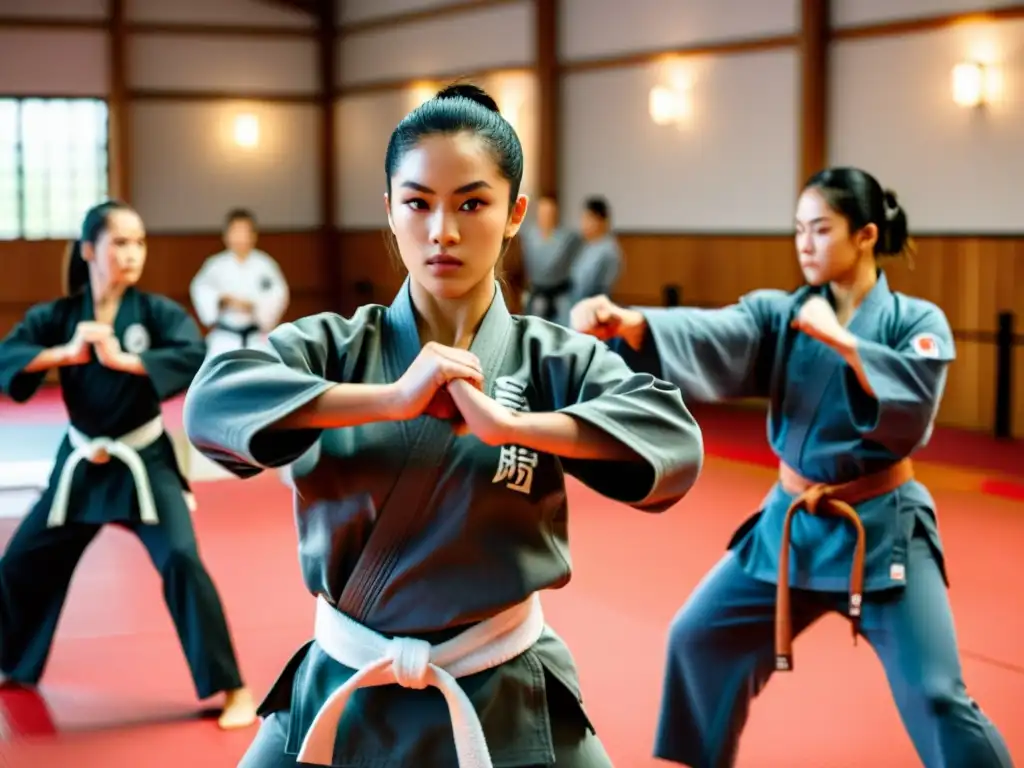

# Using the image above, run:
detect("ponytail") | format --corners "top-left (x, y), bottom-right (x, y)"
top-left (803, 167), bottom-right (916, 265)
top-left (64, 199), bottom-right (135, 296)
top-left (878, 188), bottom-right (916, 266)
top-left (63, 239), bottom-right (90, 296)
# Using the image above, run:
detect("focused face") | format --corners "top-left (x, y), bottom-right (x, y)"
top-left (84, 208), bottom-right (146, 287)
top-left (536, 197), bottom-right (558, 231)
top-left (794, 187), bottom-right (876, 286)
top-left (225, 218), bottom-right (257, 255)
top-left (385, 132), bottom-right (527, 300)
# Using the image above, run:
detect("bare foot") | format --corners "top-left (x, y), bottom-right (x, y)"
top-left (217, 686), bottom-right (257, 730)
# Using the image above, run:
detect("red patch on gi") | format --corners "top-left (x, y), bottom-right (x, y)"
top-left (910, 333), bottom-right (941, 358)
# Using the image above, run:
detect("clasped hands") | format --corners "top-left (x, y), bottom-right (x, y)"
top-left (61, 321), bottom-right (133, 371)
top-left (392, 342), bottom-right (515, 447)
top-left (386, 298), bottom-right (854, 451)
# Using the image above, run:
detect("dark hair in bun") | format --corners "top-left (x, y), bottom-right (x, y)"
top-left (435, 82), bottom-right (501, 113)
top-left (384, 81), bottom-right (523, 205)
top-left (803, 167), bottom-right (913, 259)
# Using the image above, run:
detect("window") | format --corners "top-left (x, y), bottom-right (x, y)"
top-left (0, 98), bottom-right (109, 241)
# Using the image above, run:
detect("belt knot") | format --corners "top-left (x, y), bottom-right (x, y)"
top-left (387, 636), bottom-right (432, 689)
top-left (84, 438), bottom-right (115, 464)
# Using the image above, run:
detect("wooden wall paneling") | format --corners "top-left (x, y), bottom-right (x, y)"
top-left (610, 234), bottom-right (801, 307)
top-left (335, 229), bottom-right (404, 311)
top-left (0, 232), bottom-right (328, 339)
top-left (606, 233), bottom-right (1024, 434)
top-left (331, 224), bottom-right (1024, 434)
top-left (138, 231), bottom-right (328, 321)
top-left (1015, 346), bottom-right (1024, 437)
top-left (3, 2), bottom-right (1023, 438)
top-left (830, 5), bottom-right (1024, 42)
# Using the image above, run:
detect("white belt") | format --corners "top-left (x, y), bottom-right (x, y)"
top-left (48, 415), bottom-right (194, 527)
top-left (298, 593), bottom-right (546, 767)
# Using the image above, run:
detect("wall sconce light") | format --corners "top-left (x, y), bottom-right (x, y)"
top-left (649, 84), bottom-right (691, 127)
top-left (649, 85), bottom-right (677, 125)
top-left (233, 113), bottom-right (259, 148)
top-left (408, 82), bottom-right (437, 110)
top-left (951, 62), bottom-right (988, 108)
top-left (497, 81), bottom-right (525, 130)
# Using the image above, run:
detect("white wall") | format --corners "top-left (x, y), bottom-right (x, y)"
top-left (0, 0), bottom-right (321, 234)
top-left (336, 70), bottom-right (537, 228)
top-left (0, 29), bottom-right (108, 96)
top-left (129, 0), bottom-right (313, 28)
top-left (125, 0), bottom-right (320, 231)
top-left (558, 0), bottom-right (1024, 233)
top-left (1, 0), bottom-right (1021, 235)
top-left (560, 0), bottom-right (797, 62)
top-left (339, 0), bottom-right (477, 25)
top-left (831, 0), bottom-right (1023, 28)
top-left (340, 2), bottom-right (533, 86)
top-left (559, 0), bottom-right (798, 232)
top-left (829, 17), bottom-right (1023, 232)
top-left (129, 35), bottom-right (318, 96)
top-left (0, 0), bottom-right (105, 19)
top-left (335, 0), bottom-right (537, 228)
top-left (131, 101), bottom-right (321, 232)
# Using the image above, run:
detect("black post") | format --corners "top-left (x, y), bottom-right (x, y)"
top-left (663, 284), bottom-right (681, 307)
top-left (994, 311), bottom-right (1014, 439)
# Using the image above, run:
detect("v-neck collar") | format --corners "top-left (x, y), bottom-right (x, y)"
top-left (80, 285), bottom-right (137, 335)
top-left (382, 277), bottom-right (513, 396)
top-left (820, 269), bottom-right (891, 333)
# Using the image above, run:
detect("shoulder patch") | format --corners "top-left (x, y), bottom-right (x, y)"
top-left (123, 323), bottom-right (151, 354)
top-left (910, 332), bottom-right (941, 359)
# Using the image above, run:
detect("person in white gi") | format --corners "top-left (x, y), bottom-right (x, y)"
top-left (190, 209), bottom-right (289, 359)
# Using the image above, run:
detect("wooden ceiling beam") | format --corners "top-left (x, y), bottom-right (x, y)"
top-left (257, 0), bottom-right (320, 16)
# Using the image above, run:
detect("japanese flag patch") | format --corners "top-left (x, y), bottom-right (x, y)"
top-left (910, 332), bottom-right (941, 359)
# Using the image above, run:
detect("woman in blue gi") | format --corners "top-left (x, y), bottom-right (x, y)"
top-left (570, 167), bottom-right (1014, 767)
top-left (183, 83), bottom-right (705, 767)
top-left (0, 201), bottom-right (256, 729)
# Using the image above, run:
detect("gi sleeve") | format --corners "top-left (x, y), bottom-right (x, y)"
top-left (843, 301), bottom-right (955, 456)
top-left (593, 243), bottom-right (622, 296)
top-left (140, 296), bottom-right (208, 401)
top-left (612, 289), bottom-right (783, 402)
top-left (0, 302), bottom-right (62, 403)
top-left (189, 256), bottom-right (223, 328)
top-left (252, 256), bottom-right (290, 333)
top-left (541, 336), bottom-right (704, 513)
top-left (183, 310), bottom-right (366, 478)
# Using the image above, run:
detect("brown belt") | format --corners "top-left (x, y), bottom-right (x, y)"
top-left (774, 458), bottom-right (914, 672)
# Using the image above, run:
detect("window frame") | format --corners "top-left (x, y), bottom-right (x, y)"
top-left (0, 96), bottom-right (111, 242)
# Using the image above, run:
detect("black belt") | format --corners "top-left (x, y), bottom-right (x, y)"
top-left (525, 279), bottom-right (572, 321)
top-left (215, 321), bottom-right (260, 347)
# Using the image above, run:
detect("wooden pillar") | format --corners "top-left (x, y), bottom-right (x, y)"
top-left (799, 0), bottom-right (829, 186)
top-left (108, 0), bottom-right (130, 202)
top-left (535, 0), bottom-right (559, 200)
top-left (319, 0), bottom-right (341, 310)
